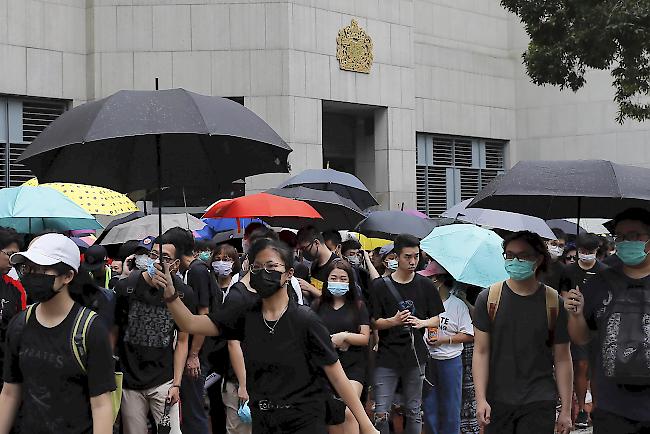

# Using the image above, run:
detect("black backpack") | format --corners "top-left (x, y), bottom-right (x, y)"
top-left (599, 267), bottom-right (650, 386)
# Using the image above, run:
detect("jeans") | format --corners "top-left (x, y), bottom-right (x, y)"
top-left (592, 408), bottom-right (650, 434)
top-left (180, 370), bottom-right (209, 434)
top-left (422, 356), bottom-right (463, 434)
top-left (373, 365), bottom-right (425, 434)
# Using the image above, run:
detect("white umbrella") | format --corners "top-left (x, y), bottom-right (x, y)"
top-left (100, 213), bottom-right (205, 245)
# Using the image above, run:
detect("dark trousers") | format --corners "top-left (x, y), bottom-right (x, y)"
top-left (251, 403), bottom-right (326, 434)
top-left (180, 371), bottom-right (209, 434)
top-left (593, 409), bottom-right (650, 434)
top-left (486, 400), bottom-right (556, 434)
top-left (206, 381), bottom-right (227, 434)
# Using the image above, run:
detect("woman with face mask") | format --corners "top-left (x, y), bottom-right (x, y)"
top-left (158, 238), bottom-right (379, 434)
top-left (312, 260), bottom-right (371, 434)
top-left (472, 231), bottom-right (573, 434)
top-left (0, 233), bottom-right (116, 434)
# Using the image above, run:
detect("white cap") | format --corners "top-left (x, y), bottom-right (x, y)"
top-left (11, 233), bottom-right (81, 272)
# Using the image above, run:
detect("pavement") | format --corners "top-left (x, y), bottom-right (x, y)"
top-left (571, 428), bottom-right (593, 434)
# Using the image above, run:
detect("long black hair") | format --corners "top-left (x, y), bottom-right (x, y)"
top-left (50, 262), bottom-right (102, 308)
top-left (313, 259), bottom-right (365, 331)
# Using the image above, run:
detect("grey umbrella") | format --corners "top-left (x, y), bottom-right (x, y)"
top-left (276, 168), bottom-right (378, 210)
top-left (469, 160), bottom-right (650, 220)
top-left (443, 199), bottom-right (556, 239)
top-left (99, 214), bottom-right (205, 245)
top-left (265, 186), bottom-right (365, 230)
top-left (355, 210), bottom-right (455, 240)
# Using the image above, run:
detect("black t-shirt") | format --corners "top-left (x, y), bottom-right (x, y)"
top-left (473, 282), bottom-right (570, 405)
top-left (4, 303), bottom-right (115, 433)
top-left (0, 275), bottom-right (25, 381)
top-left (539, 260), bottom-right (568, 291)
top-left (313, 301), bottom-right (370, 369)
top-left (186, 259), bottom-right (212, 309)
top-left (310, 253), bottom-right (339, 292)
top-left (582, 267), bottom-right (650, 421)
top-left (369, 274), bottom-right (445, 369)
top-left (559, 261), bottom-right (607, 293)
top-left (114, 273), bottom-right (196, 390)
top-left (75, 286), bottom-right (116, 330)
top-left (208, 301), bottom-right (338, 405)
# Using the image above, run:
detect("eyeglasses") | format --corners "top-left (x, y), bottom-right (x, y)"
top-left (503, 252), bottom-right (538, 261)
top-left (565, 255), bottom-right (577, 262)
top-left (16, 263), bottom-right (58, 277)
top-left (148, 251), bottom-right (175, 264)
top-left (613, 232), bottom-right (650, 243)
top-left (0, 250), bottom-right (18, 258)
top-left (250, 262), bottom-right (286, 274)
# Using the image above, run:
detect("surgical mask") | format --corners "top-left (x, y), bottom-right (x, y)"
top-left (347, 255), bottom-right (361, 267)
top-left (548, 245), bottom-right (564, 259)
top-left (578, 253), bottom-right (597, 262)
top-left (616, 241), bottom-right (648, 266)
top-left (250, 269), bottom-right (284, 298)
top-left (212, 260), bottom-right (233, 277)
top-left (328, 281), bottom-right (349, 296)
top-left (146, 259), bottom-right (158, 278)
top-left (237, 400), bottom-right (252, 424)
top-left (21, 273), bottom-right (60, 303)
top-left (135, 254), bottom-right (151, 271)
top-left (387, 259), bottom-right (398, 271)
top-left (504, 259), bottom-right (536, 281)
top-left (198, 251), bottom-right (212, 263)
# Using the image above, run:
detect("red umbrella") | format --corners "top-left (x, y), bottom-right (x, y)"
top-left (203, 193), bottom-right (322, 221)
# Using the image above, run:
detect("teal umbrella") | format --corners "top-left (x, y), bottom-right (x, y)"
top-left (0, 186), bottom-right (102, 233)
top-left (420, 224), bottom-right (508, 288)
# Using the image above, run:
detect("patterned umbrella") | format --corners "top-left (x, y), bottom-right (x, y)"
top-left (23, 178), bottom-right (138, 216)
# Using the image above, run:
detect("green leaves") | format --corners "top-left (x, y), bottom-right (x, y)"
top-left (502, 0), bottom-right (650, 123)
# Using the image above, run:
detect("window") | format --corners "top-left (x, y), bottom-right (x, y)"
top-left (0, 96), bottom-right (68, 187)
top-left (416, 134), bottom-right (506, 217)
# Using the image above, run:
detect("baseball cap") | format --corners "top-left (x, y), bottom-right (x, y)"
top-left (417, 260), bottom-right (446, 277)
top-left (136, 236), bottom-right (155, 252)
top-left (83, 245), bottom-right (108, 271)
top-left (379, 243), bottom-right (394, 257)
top-left (11, 233), bottom-right (81, 272)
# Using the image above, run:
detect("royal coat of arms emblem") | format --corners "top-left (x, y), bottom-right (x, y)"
top-left (336, 19), bottom-right (374, 74)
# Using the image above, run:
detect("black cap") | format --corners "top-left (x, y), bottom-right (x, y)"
top-left (83, 245), bottom-right (108, 271)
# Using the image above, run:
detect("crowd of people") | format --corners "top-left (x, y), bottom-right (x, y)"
top-left (0, 206), bottom-right (649, 434)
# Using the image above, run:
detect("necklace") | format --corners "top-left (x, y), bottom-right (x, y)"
top-left (262, 302), bottom-right (289, 335)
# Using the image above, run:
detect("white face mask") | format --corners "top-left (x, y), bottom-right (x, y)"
top-left (135, 254), bottom-right (151, 271)
top-left (548, 245), bottom-right (564, 259)
top-left (579, 253), bottom-right (597, 262)
top-left (387, 259), bottom-right (398, 271)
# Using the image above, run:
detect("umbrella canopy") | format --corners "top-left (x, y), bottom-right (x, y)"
top-left (95, 211), bottom-right (146, 244)
top-left (266, 187), bottom-right (365, 229)
top-left (355, 210), bottom-right (454, 240)
top-left (444, 199), bottom-right (556, 239)
top-left (17, 89), bottom-right (292, 192)
top-left (469, 160), bottom-right (650, 219)
top-left (276, 168), bottom-right (378, 210)
top-left (402, 209), bottom-right (429, 219)
top-left (420, 224), bottom-right (509, 288)
top-left (546, 219), bottom-right (587, 236)
top-left (203, 193), bottom-right (322, 227)
top-left (23, 178), bottom-right (138, 216)
top-left (100, 214), bottom-right (205, 245)
top-left (0, 186), bottom-right (102, 233)
top-left (348, 232), bottom-right (393, 251)
top-left (71, 234), bottom-right (97, 252)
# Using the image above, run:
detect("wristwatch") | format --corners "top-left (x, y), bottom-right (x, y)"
top-left (164, 290), bottom-right (179, 303)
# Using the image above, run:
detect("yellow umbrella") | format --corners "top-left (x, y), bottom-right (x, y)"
top-left (349, 232), bottom-right (393, 251)
top-left (23, 178), bottom-right (138, 216)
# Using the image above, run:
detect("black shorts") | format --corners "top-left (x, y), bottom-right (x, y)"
top-left (571, 342), bottom-right (589, 361)
top-left (486, 400), bottom-right (556, 434)
top-left (592, 408), bottom-right (650, 434)
top-left (252, 402), bottom-right (326, 434)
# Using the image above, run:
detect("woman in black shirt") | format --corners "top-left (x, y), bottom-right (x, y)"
top-left (0, 233), bottom-right (115, 434)
top-left (312, 259), bottom-right (370, 434)
top-left (158, 238), bottom-right (378, 434)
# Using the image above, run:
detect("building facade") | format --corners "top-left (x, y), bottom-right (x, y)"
top-left (1, 0), bottom-right (648, 214)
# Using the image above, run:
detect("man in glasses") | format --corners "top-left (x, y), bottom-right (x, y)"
top-left (296, 226), bottom-right (340, 304)
top-left (113, 234), bottom-right (196, 434)
top-left (566, 208), bottom-right (650, 433)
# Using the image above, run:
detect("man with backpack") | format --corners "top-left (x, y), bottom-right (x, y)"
top-left (113, 235), bottom-right (196, 434)
top-left (163, 227), bottom-right (215, 434)
top-left (566, 208), bottom-right (650, 433)
top-left (473, 231), bottom-right (573, 434)
top-left (368, 234), bottom-right (444, 434)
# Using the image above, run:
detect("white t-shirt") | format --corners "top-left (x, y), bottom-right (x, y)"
top-left (426, 294), bottom-right (474, 360)
top-left (228, 273), bottom-right (305, 305)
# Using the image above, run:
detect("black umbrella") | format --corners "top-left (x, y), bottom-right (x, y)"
top-left (276, 168), bottom-right (378, 210)
top-left (265, 186), bottom-right (365, 230)
top-left (17, 88), bottom-right (292, 249)
top-left (469, 160), bottom-right (650, 220)
top-left (546, 219), bottom-right (587, 236)
top-left (95, 211), bottom-right (145, 244)
top-left (355, 210), bottom-right (455, 240)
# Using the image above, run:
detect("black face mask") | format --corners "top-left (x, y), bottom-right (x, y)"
top-left (250, 270), bottom-right (284, 298)
top-left (302, 243), bottom-right (318, 262)
top-left (21, 273), bottom-right (60, 303)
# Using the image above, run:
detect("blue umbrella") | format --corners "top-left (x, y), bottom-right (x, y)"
top-left (420, 224), bottom-right (508, 287)
top-left (0, 186), bottom-right (102, 233)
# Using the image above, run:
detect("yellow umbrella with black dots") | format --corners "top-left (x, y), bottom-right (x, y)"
top-left (23, 178), bottom-right (138, 216)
